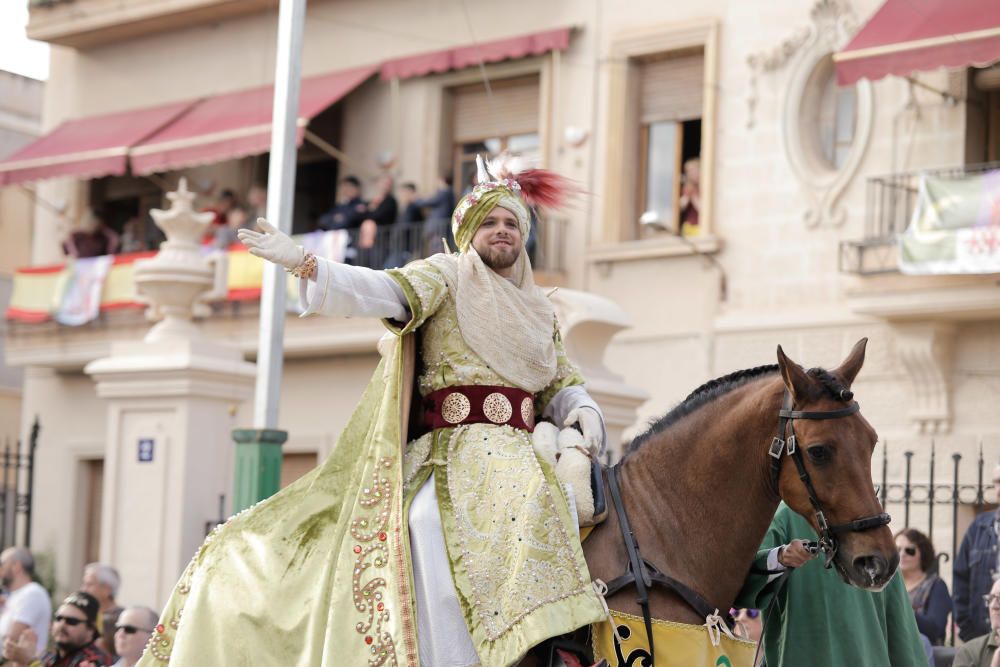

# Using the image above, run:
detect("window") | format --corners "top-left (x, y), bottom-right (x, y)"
top-left (450, 75), bottom-right (541, 195)
top-left (82, 458), bottom-right (103, 564)
top-left (636, 49), bottom-right (704, 238)
top-left (601, 22), bottom-right (718, 247)
top-left (801, 55), bottom-right (857, 172)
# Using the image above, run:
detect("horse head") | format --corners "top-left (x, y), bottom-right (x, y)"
top-left (774, 337), bottom-right (897, 590)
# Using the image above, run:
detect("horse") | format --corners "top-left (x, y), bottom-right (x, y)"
top-left (521, 337), bottom-right (894, 666)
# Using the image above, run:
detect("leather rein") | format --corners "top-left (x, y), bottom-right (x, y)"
top-left (600, 388), bottom-right (890, 665)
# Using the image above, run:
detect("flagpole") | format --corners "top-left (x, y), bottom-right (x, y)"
top-left (232, 0), bottom-right (306, 512)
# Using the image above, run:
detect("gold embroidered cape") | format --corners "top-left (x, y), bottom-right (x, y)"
top-left (137, 331), bottom-right (421, 666)
top-left (138, 255), bottom-right (605, 667)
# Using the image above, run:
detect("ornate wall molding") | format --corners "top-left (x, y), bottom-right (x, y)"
top-left (892, 322), bottom-right (956, 435)
top-left (747, 0), bottom-right (873, 228)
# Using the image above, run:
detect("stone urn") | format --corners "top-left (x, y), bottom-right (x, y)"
top-left (134, 178), bottom-right (226, 341)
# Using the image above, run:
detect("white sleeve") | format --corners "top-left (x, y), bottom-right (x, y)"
top-left (299, 256), bottom-right (409, 321)
top-left (765, 547), bottom-right (787, 582)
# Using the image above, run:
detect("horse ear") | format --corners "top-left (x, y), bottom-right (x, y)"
top-left (831, 337), bottom-right (868, 390)
top-left (776, 344), bottom-right (812, 401)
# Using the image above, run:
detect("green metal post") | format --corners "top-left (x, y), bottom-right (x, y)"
top-left (232, 429), bottom-right (287, 512)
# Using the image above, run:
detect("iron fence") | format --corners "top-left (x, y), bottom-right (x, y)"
top-left (0, 417), bottom-right (38, 549)
top-left (839, 160), bottom-right (1000, 275)
top-left (877, 440), bottom-right (994, 648)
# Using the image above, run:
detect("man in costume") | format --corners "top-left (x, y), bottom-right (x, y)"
top-left (735, 503), bottom-right (927, 667)
top-left (138, 158), bottom-right (607, 667)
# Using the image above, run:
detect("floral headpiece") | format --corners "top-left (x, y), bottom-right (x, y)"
top-left (450, 155), bottom-right (575, 253)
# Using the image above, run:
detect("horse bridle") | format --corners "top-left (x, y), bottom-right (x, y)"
top-left (770, 389), bottom-right (891, 568)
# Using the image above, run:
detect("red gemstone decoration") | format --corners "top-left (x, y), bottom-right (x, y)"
top-left (377, 602), bottom-right (384, 611)
top-left (354, 545), bottom-right (362, 554)
top-left (378, 531), bottom-right (387, 541)
top-left (365, 636), bottom-right (373, 645)
top-left (156, 624), bottom-right (165, 634)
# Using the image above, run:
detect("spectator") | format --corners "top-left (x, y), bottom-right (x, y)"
top-left (247, 183), bottom-right (267, 220)
top-left (63, 209), bottom-right (121, 258)
top-left (414, 174), bottom-right (455, 222)
top-left (415, 174), bottom-right (456, 255)
top-left (2, 591), bottom-right (111, 667)
top-left (397, 182), bottom-right (424, 225)
top-left (731, 607), bottom-right (762, 643)
top-left (0, 547), bottom-right (50, 658)
top-left (356, 175), bottom-right (398, 253)
top-left (212, 207), bottom-right (251, 249)
top-left (679, 157), bottom-right (700, 236)
top-left (111, 606), bottom-right (158, 667)
top-left (953, 577), bottom-right (1000, 667)
top-left (81, 563), bottom-right (123, 660)
top-left (118, 217), bottom-right (146, 254)
top-left (897, 527), bottom-right (952, 646)
top-left (317, 175), bottom-right (366, 231)
top-left (201, 188), bottom-right (238, 244)
top-left (735, 502), bottom-right (927, 666)
top-left (955, 462), bottom-right (1000, 641)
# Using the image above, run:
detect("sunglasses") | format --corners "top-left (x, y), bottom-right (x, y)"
top-left (898, 546), bottom-right (917, 557)
top-left (54, 615), bottom-right (86, 627)
top-left (116, 624), bottom-right (154, 635)
top-left (729, 608), bottom-right (760, 619)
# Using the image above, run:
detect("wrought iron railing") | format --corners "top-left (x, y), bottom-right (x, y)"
top-left (839, 161), bottom-right (1000, 275)
top-left (347, 216), bottom-right (568, 273)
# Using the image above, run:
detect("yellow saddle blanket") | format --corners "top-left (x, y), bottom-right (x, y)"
top-left (592, 610), bottom-right (756, 667)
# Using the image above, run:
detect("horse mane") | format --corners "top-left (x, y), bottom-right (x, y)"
top-left (626, 363), bottom-right (853, 455)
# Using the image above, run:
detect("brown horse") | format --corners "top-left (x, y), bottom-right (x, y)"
top-left (519, 338), bottom-right (893, 665)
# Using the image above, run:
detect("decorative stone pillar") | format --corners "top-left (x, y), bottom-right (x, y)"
top-left (550, 288), bottom-right (649, 461)
top-left (892, 321), bottom-right (956, 434)
top-left (85, 180), bottom-right (255, 607)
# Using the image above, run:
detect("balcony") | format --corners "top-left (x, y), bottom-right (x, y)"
top-left (839, 161), bottom-right (1000, 326)
top-left (4, 217), bottom-right (568, 370)
top-left (27, 0), bottom-right (278, 49)
top-left (839, 161), bottom-right (1000, 276)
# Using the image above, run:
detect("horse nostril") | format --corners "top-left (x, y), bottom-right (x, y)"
top-left (853, 554), bottom-right (889, 585)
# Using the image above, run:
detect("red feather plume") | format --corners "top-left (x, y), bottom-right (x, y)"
top-left (514, 169), bottom-right (579, 209)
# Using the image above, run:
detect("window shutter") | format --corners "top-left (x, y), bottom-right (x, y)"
top-left (639, 51), bottom-right (704, 124)
top-left (452, 75), bottom-right (540, 142)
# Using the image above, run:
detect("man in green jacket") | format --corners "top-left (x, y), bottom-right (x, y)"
top-left (735, 503), bottom-right (927, 666)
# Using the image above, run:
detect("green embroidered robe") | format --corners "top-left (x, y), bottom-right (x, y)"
top-left (137, 255), bottom-right (604, 667)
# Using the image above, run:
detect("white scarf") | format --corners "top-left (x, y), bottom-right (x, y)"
top-left (428, 249), bottom-right (557, 393)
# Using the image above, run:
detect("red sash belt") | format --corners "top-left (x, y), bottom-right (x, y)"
top-left (423, 385), bottom-right (536, 432)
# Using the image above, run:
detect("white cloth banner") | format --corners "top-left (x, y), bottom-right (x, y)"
top-left (54, 255), bottom-right (114, 326)
top-left (899, 171), bottom-right (1000, 275)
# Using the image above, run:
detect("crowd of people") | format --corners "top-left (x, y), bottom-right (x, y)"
top-left (0, 550), bottom-right (155, 667)
top-left (59, 173), bottom-right (458, 265)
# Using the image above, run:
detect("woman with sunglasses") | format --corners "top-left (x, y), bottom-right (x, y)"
top-left (896, 528), bottom-right (953, 646)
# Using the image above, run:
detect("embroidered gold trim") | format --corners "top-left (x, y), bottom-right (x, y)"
top-left (521, 397), bottom-right (534, 428)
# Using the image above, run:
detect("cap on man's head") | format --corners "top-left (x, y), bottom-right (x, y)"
top-left (340, 175), bottom-right (361, 188)
top-left (63, 591), bottom-right (102, 631)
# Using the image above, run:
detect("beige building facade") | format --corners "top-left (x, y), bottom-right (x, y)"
top-left (6, 0), bottom-right (1000, 610)
top-left (0, 69), bottom-right (43, 457)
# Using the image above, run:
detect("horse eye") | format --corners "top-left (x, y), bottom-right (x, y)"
top-left (807, 445), bottom-right (832, 464)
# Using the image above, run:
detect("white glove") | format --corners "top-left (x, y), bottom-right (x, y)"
top-left (237, 218), bottom-right (304, 270)
top-left (564, 407), bottom-right (603, 455)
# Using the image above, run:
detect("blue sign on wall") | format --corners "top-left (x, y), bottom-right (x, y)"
top-left (138, 438), bottom-right (155, 463)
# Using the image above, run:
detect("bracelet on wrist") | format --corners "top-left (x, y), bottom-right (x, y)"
top-left (286, 252), bottom-right (317, 279)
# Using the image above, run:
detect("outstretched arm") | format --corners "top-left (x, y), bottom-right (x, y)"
top-left (238, 218), bottom-right (408, 320)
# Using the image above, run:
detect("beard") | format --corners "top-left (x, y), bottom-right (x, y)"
top-left (477, 242), bottom-right (521, 272)
top-left (56, 636), bottom-right (91, 655)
